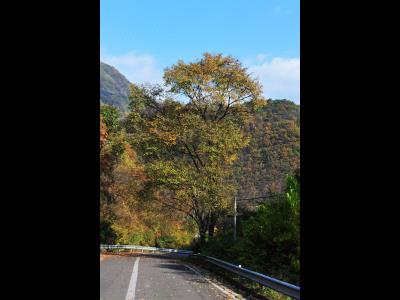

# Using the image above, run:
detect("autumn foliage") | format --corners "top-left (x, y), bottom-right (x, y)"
top-left (100, 54), bottom-right (300, 281)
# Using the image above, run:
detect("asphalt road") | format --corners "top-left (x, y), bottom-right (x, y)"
top-left (100, 254), bottom-right (230, 300)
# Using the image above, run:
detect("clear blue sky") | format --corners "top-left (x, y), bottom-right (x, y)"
top-left (101, 0), bottom-right (300, 103)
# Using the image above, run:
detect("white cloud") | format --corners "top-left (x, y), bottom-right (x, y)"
top-left (256, 53), bottom-right (270, 62)
top-left (100, 51), bottom-right (163, 85)
top-left (246, 56), bottom-right (300, 103)
top-left (100, 50), bottom-right (300, 104)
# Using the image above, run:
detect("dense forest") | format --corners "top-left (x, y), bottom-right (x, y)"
top-left (234, 99), bottom-right (299, 206)
top-left (100, 54), bottom-right (300, 284)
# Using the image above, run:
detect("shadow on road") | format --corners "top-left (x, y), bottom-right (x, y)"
top-left (156, 263), bottom-right (192, 272)
top-left (155, 262), bottom-right (210, 286)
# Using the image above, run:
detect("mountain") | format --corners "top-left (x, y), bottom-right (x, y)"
top-left (234, 99), bottom-right (300, 204)
top-left (100, 62), bottom-right (131, 112)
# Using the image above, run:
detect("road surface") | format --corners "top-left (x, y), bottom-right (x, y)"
top-left (100, 254), bottom-right (235, 300)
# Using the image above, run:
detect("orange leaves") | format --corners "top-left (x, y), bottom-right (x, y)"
top-left (100, 115), bottom-right (108, 147)
top-left (119, 143), bottom-right (146, 182)
top-left (147, 119), bottom-right (177, 146)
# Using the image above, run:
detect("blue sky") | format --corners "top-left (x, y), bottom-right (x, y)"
top-left (101, 0), bottom-right (300, 103)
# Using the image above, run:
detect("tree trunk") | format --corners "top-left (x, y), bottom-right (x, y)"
top-left (207, 212), bottom-right (217, 239)
top-left (199, 228), bottom-right (207, 245)
top-left (208, 224), bottom-right (215, 238)
top-left (196, 211), bottom-right (211, 248)
top-left (208, 220), bottom-right (216, 238)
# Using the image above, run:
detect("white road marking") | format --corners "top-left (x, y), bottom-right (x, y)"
top-left (183, 264), bottom-right (242, 299)
top-left (125, 257), bottom-right (140, 300)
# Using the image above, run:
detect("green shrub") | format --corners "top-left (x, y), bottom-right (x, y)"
top-left (100, 219), bottom-right (118, 244)
top-left (156, 236), bottom-right (178, 248)
top-left (201, 172), bottom-right (300, 285)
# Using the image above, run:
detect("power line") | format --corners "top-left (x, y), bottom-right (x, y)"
top-left (233, 194), bottom-right (270, 241)
top-left (236, 195), bottom-right (270, 201)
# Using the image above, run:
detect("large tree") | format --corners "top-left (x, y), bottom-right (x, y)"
top-left (127, 53), bottom-right (265, 244)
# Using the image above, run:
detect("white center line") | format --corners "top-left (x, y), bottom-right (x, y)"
top-left (125, 257), bottom-right (140, 300)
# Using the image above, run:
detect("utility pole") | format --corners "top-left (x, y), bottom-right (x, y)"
top-left (233, 195), bottom-right (237, 241)
top-left (233, 194), bottom-right (268, 241)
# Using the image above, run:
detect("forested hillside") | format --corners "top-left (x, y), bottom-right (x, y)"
top-left (100, 62), bottom-right (131, 112)
top-left (235, 99), bottom-right (300, 205)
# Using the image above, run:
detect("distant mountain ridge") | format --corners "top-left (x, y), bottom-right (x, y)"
top-left (100, 62), bottom-right (131, 112)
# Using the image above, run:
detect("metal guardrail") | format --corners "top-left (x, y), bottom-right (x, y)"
top-left (100, 244), bottom-right (300, 299)
top-left (100, 244), bottom-right (193, 255)
top-left (191, 254), bottom-right (300, 299)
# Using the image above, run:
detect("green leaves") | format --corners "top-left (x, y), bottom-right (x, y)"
top-left (202, 172), bottom-right (300, 285)
top-left (101, 104), bottom-right (121, 133)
